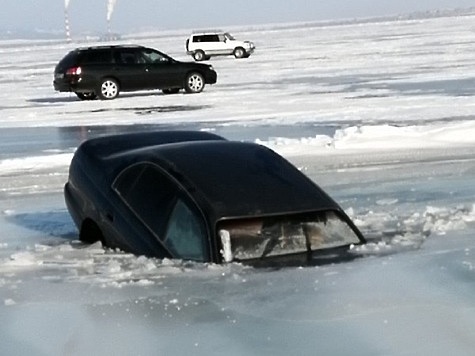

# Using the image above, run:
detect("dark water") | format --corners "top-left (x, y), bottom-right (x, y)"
top-left (0, 123), bottom-right (339, 160)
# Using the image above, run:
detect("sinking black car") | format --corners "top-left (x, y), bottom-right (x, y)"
top-left (65, 131), bottom-right (365, 266)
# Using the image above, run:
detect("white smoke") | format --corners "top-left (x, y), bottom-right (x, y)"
top-left (64, 0), bottom-right (71, 42)
top-left (107, 0), bottom-right (117, 21)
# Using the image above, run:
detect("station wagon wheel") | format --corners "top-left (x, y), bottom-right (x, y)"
top-left (98, 78), bottom-right (119, 100)
top-left (185, 72), bottom-right (205, 93)
top-left (76, 92), bottom-right (97, 100)
top-left (193, 50), bottom-right (205, 61)
top-left (233, 47), bottom-right (245, 58)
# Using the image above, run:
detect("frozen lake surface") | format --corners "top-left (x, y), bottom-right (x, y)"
top-left (1, 12), bottom-right (475, 355)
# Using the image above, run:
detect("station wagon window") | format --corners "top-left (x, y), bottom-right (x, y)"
top-left (81, 49), bottom-right (112, 64)
top-left (59, 51), bottom-right (80, 67)
top-left (113, 163), bottom-right (209, 261)
top-left (141, 49), bottom-right (169, 63)
top-left (115, 50), bottom-right (145, 65)
top-left (217, 210), bottom-right (361, 262)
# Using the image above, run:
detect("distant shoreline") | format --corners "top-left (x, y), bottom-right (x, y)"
top-left (1, 6), bottom-right (474, 41)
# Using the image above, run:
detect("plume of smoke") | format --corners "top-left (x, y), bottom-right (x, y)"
top-left (64, 0), bottom-right (71, 42)
top-left (107, 0), bottom-right (118, 21)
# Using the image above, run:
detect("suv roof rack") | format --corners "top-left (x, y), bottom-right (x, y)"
top-left (191, 30), bottom-right (224, 34)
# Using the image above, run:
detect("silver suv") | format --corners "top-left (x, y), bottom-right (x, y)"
top-left (186, 32), bottom-right (255, 61)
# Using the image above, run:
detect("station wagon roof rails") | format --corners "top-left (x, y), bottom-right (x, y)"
top-left (76, 44), bottom-right (144, 50)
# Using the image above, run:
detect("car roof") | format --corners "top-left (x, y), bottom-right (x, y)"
top-left (79, 130), bottom-right (224, 159)
top-left (75, 44), bottom-right (145, 51)
top-left (75, 131), bottom-right (340, 221)
top-left (146, 141), bottom-right (340, 220)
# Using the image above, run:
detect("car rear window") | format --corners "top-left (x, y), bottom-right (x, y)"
top-left (217, 210), bottom-right (361, 261)
top-left (58, 51), bottom-right (79, 68)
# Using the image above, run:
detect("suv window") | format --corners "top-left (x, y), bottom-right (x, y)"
top-left (193, 34), bottom-right (220, 43)
top-left (113, 163), bottom-right (209, 261)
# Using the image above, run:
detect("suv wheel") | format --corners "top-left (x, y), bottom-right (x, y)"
top-left (98, 78), bottom-right (119, 100)
top-left (233, 47), bottom-right (245, 59)
top-left (76, 92), bottom-right (97, 100)
top-left (185, 72), bottom-right (205, 93)
top-left (193, 51), bottom-right (205, 61)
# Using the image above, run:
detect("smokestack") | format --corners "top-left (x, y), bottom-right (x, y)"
top-left (106, 0), bottom-right (117, 35)
top-left (64, 0), bottom-right (72, 42)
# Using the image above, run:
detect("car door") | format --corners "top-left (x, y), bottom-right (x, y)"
top-left (198, 34), bottom-right (225, 55)
top-left (216, 34), bottom-right (233, 55)
top-left (112, 48), bottom-right (150, 90)
top-left (139, 48), bottom-right (185, 89)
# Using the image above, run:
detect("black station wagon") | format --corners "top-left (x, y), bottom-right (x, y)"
top-left (53, 45), bottom-right (217, 100)
top-left (65, 131), bottom-right (365, 267)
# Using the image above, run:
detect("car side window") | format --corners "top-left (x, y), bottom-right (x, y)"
top-left (82, 50), bottom-right (112, 64)
top-left (113, 163), bottom-right (209, 261)
top-left (115, 50), bottom-right (143, 65)
top-left (225, 33), bottom-right (235, 41)
top-left (141, 49), bottom-right (168, 64)
top-left (195, 35), bottom-right (219, 43)
top-left (114, 164), bottom-right (176, 235)
top-left (163, 199), bottom-right (209, 261)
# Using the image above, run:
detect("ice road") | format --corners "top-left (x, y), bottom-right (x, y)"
top-left (1, 12), bottom-right (475, 356)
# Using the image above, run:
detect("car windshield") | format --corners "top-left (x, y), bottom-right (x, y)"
top-left (217, 210), bottom-right (361, 262)
top-left (225, 33), bottom-right (235, 40)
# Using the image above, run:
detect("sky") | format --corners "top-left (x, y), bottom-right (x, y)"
top-left (1, 0), bottom-right (475, 34)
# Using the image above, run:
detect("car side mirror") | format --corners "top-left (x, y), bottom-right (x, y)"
top-left (219, 230), bottom-right (233, 263)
